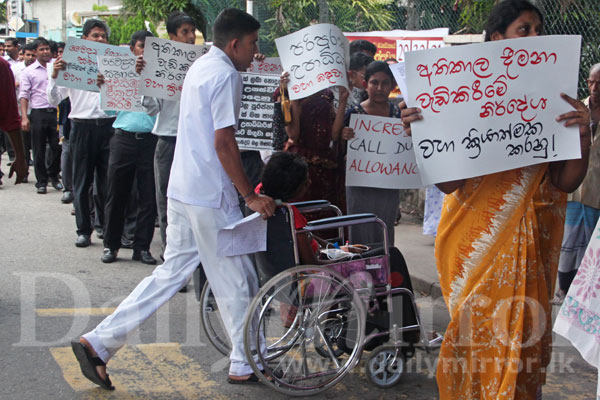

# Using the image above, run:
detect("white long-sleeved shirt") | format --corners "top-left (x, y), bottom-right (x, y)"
top-left (141, 96), bottom-right (180, 137)
top-left (47, 63), bottom-right (113, 120)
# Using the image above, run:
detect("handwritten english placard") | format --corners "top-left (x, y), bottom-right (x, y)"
top-left (404, 35), bottom-right (582, 186)
top-left (237, 73), bottom-right (279, 150)
top-left (56, 37), bottom-right (131, 92)
top-left (275, 23), bottom-right (349, 100)
top-left (247, 57), bottom-right (283, 75)
top-left (346, 114), bottom-right (423, 189)
top-left (97, 55), bottom-right (144, 112)
top-left (140, 37), bottom-right (209, 100)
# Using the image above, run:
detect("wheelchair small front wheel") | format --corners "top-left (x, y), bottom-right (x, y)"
top-left (365, 345), bottom-right (405, 389)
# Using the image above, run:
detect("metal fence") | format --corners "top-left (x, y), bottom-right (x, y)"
top-left (197, 0), bottom-right (599, 99)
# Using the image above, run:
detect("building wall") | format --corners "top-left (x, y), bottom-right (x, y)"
top-left (23, 0), bottom-right (122, 39)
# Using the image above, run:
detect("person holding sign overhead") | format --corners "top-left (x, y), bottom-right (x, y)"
top-left (339, 61), bottom-right (403, 246)
top-left (401, 1), bottom-right (592, 398)
top-left (70, 9), bottom-right (276, 389)
top-left (139, 11), bottom-right (196, 260)
top-left (47, 19), bottom-right (115, 248)
top-left (280, 74), bottom-right (346, 213)
top-left (97, 30), bottom-right (158, 265)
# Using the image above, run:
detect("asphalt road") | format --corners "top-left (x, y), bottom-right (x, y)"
top-left (0, 154), bottom-right (596, 399)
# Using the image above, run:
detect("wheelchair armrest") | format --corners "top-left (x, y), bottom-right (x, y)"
top-left (303, 213), bottom-right (379, 232)
top-left (290, 200), bottom-right (332, 214)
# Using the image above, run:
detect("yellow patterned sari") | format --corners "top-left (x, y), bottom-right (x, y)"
top-left (435, 164), bottom-right (566, 399)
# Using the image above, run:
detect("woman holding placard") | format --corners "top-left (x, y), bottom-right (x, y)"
top-left (401, 1), bottom-right (592, 399)
top-left (340, 61), bottom-right (402, 246)
top-left (280, 74), bottom-right (345, 213)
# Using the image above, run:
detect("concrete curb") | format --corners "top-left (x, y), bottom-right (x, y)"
top-left (412, 276), bottom-right (443, 299)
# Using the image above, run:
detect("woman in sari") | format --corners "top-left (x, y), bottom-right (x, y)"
top-left (401, 1), bottom-right (592, 398)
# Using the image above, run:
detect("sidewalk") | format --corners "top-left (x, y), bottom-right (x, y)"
top-left (394, 219), bottom-right (443, 298)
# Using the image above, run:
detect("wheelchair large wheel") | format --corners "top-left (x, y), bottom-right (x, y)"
top-left (200, 281), bottom-right (231, 356)
top-left (365, 345), bottom-right (405, 389)
top-left (243, 265), bottom-right (366, 396)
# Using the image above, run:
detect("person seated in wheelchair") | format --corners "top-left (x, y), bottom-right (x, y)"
top-left (257, 152), bottom-right (419, 347)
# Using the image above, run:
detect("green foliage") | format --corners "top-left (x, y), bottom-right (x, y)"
top-left (456, 0), bottom-right (496, 33)
top-left (106, 11), bottom-right (158, 46)
top-left (120, 0), bottom-right (207, 39)
top-left (189, 0), bottom-right (244, 41)
top-left (0, 1), bottom-right (7, 24)
top-left (93, 4), bottom-right (110, 12)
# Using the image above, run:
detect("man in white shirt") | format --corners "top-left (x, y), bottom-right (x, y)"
top-left (3, 38), bottom-right (19, 66)
top-left (47, 19), bottom-right (115, 247)
top-left (70, 9), bottom-right (276, 389)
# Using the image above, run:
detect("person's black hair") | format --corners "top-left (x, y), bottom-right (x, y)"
top-left (82, 18), bottom-right (109, 37)
top-left (261, 152), bottom-right (308, 202)
top-left (129, 30), bottom-right (154, 47)
top-left (364, 60), bottom-right (394, 83)
top-left (32, 37), bottom-right (50, 51)
top-left (48, 40), bottom-right (58, 54)
top-left (349, 39), bottom-right (377, 56)
top-left (212, 8), bottom-right (260, 49)
top-left (23, 43), bottom-right (36, 52)
top-left (166, 11), bottom-right (196, 35)
top-left (5, 37), bottom-right (18, 46)
top-left (349, 52), bottom-right (374, 71)
top-left (484, 0), bottom-right (543, 42)
top-left (56, 41), bottom-right (66, 50)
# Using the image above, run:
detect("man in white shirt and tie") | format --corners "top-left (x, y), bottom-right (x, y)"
top-left (70, 8), bottom-right (276, 389)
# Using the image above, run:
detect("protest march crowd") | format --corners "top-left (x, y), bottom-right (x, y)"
top-left (1, 0), bottom-right (599, 398)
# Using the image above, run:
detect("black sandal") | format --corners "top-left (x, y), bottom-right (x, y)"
top-left (226, 372), bottom-right (261, 385)
top-left (71, 340), bottom-right (115, 390)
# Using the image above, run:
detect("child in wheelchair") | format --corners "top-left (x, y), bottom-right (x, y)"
top-left (257, 152), bottom-right (419, 349)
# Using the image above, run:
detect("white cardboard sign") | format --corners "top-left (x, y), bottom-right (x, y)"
top-left (97, 55), bottom-right (144, 112)
top-left (56, 37), bottom-right (131, 92)
top-left (404, 35), bottom-right (582, 186)
top-left (247, 57), bottom-right (283, 75)
top-left (275, 23), bottom-right (349, 100)
top-left (346, 114), bottom-right (422, 189)
top-left (140, 37), bottom-right (209, 100)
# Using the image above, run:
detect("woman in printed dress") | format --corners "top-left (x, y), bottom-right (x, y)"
top-left (401, 1), bottom-right (592, 398)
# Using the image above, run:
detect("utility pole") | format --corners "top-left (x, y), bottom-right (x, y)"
top-left (317, 0), bottom-right (329, 23)
top-left (246, 0), bottom-right (253, 16)
top-left (61, 0), bottom-right (66, 40)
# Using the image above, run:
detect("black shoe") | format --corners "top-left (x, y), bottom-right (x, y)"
top-left (96, 230), bottom-right (104, 240)
top-left (37, 186), bottom-right (47, 194)
top-left (101, 248), bottom-right (118, 263)
top-left (22, 175), bottom-right (28, 183)
top-left (178, 285), bottom-right (188, 293)
top-left (51, 178), bottom-right (64, 191)
top-left (75, 234), bottom-right (91, 247)
top-left (120, 237), bottom-right (134, 249)
top-left (132, 250), bottom-right (157, 265)
top-left (61, 191), bottom-right (74, 203)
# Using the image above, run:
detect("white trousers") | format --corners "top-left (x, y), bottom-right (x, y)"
top-left (84, 197), bottom-right (261, 376)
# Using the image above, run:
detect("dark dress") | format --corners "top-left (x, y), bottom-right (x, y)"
top-left (344, 103), bottom-right (402, 246)
top-left (286, 89), bottom-right (341, 209)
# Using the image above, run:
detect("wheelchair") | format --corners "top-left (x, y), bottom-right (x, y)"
top-left (194, 200), bottom-right (442, 396)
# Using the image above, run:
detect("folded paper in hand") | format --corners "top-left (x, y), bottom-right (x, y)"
top-left (217, 212), bottom-right (267, 257)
